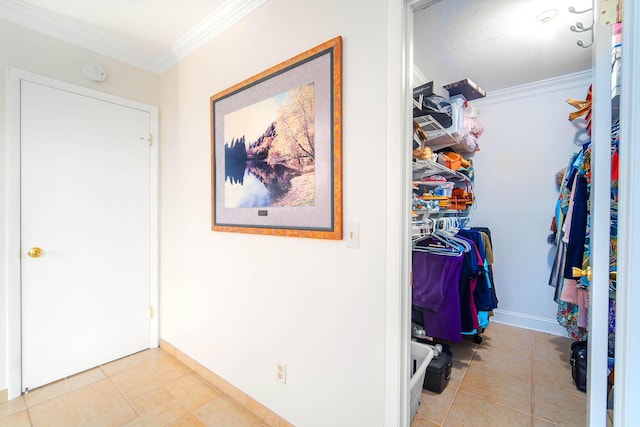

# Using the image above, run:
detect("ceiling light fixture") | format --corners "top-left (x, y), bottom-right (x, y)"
top-left (536, 9), bottom-right (559, 23)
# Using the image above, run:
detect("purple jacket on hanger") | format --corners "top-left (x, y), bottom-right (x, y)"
top-left (412, 249), bottom-right (464, 342)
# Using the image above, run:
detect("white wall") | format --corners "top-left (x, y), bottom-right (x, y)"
top-left (471, 72), bottom-right (592, 334)
top-left (158, 0), bottom-right (388, 426)
top-left (0, 18), bottom-right (161, 394)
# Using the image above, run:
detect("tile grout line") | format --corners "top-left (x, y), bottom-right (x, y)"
top-left (164, 372), bottom-right (228, 427)
top-left (159, 371), bottom-right (216, 427)
top-left (23, 375), bottom-right (85, 411)
top-left (422, 325), bottom-right (581, 426)
top-left (529, 333), bottom-right (562, 426)
top-left (531, 333), bottom-right (536, 425)
top-left (103, 355), bottom-right (151, 419)
top-left (100, 353), bottom-right (215, 426)
top-left (440, 341), bottom-right (478, 425)
top-left (14, 350), bottom-right (261, 427)
top-left (112, 350), bottom-right (261, 426)
top-left (457, 388), bottom-right (534, 417)
top-left (453, 333), bottom-right (536, 418)
top-left (159, 342), bottom-right (275, 426)
top-left (450, 332), bottom-right (537, 420)
top-left (98, 363), bottom-right (143, 420)
top-left (182, 370), bottom-right (269, 426)
top-left (13, 377), bottom-right (73, 425)
top-left (25, 398), bottom-right (34, 427)
top-left (23, 375), bottom-right (86, 427)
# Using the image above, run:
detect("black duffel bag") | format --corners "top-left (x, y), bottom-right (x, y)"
top-left (570, 340), bottom-right (587, 392)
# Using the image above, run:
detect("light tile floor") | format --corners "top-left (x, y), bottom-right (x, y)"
top-left (412, 322), bottom-right (590, 427)
top-left (0, 323), bottom-right (600, 426)
top-left (0, 348), bottom-right (269, 427)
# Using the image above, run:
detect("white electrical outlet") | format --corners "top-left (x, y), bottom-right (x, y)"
top-left (276, 363), bottom-right (286, 384)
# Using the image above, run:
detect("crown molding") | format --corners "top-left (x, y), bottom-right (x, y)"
top-left (0, 0), bottom-right (160, 72)
top-left (157, 0), bottom-right (268, 74)
top-left (0, 0), bottom-right (268, 75)
top-left (472, 69), bottom-right (593, 106)
top-left (412, 65), bottom-right (429, 86)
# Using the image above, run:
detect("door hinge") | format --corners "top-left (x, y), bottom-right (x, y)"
top-left (149, 133), bottom-right (153, 146)
top-left (149, 306), bottom-right (153, 319)
top-left (598, 0), bottom-right (619, 26)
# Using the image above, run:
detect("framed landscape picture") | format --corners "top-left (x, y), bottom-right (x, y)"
top-left (210, 36), bottom-right (342, 239)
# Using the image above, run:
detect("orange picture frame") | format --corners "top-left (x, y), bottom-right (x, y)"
top-left (210, 36), bottom-right (342, 239)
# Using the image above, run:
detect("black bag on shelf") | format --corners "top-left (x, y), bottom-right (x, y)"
top-left (570, 340), bottom-right (587, 392)
top-left (413, 81), bottom-right (434, 102)
top-left (413, 94), bottom-right (453, 128)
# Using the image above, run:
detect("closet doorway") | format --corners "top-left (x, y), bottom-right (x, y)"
top-left (388, 0), bottom-right (640, 426)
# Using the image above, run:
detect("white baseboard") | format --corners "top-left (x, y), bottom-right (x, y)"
top-left (490, 309), bottom-right (569, 337)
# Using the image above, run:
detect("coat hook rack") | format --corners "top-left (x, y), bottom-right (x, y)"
top-left (570, 21), bottom-right (593, 32)
top-left (568, 6), bottom-right (593, 14)
top-left (569, 6), bottom-right (594, 48)
top-left (576, 34), bottom-right (594, 48)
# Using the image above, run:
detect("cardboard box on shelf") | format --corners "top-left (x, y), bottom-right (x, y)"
top-left (444, 79), bottom-right (486, 101)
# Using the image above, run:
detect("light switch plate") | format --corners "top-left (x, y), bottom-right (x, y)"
top-left (345, 223), bottom-right (359, 249)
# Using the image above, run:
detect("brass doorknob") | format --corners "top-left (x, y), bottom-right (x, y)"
top-left (572, 266), bottom-right (592, 282)
top-left (27, 247), bottom-right (43, 258)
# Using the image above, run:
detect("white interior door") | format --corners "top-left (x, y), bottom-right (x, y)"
top-left (20, 80), bottom-right (153, 391)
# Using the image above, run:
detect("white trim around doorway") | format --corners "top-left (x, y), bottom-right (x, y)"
top-left (384, 1), bottom-right (423, 425)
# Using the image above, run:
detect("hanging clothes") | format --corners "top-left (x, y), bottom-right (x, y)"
top-left (457, 236), bottom-right (482, 334)
top-left (469, 227), bottom-right (499, 310)
top-left (412, 243), bottom-right (464, 342)
top-left (412, 226), bottom-right (497, 342)
top-left (563, 174), bottom-right (589, 282)
top-left (458, 229), bottom-right (496, 313)
top-left (552, 142), bottom-right (591, 341)
top-left (551, 106), bottom-right (619, 342)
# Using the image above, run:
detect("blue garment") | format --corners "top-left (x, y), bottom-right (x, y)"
top-left (458, 236), bottom-right (482, 333)
top-left (564, 175), bottom-right (589, 280)
top-left (472, 227), bottom-right (499, 309)
top-left (459, 230), bottom-right (496, 311)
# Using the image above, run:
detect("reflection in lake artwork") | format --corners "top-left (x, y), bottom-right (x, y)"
top-left (224, 84), bottom-right (316, 208)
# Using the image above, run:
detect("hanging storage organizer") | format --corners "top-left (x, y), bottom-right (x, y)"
top-left (411, 87), bottom-right (496, 345)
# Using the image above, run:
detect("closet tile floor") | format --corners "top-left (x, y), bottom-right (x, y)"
top-left (412, 322), bottom-right (590, 427)
top-left (0, 323), bottom-right (600, 426)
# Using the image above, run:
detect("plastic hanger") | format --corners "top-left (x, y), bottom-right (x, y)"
top-left (413, 219), bottom-right (462, 256)
top-left (414, 218), bottom-right (467, 256)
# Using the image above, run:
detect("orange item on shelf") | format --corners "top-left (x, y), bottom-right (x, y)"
top-left (413, 145), bottom-right (433, 160)
top-left (438, 152), bottom-right (462, 170)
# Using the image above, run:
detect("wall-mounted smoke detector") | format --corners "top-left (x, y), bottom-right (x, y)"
top-left (82, 62), bottom-right (107, 82)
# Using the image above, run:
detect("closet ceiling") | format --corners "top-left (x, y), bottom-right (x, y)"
top-left (414, 0), bottom-right (593, 93)
top-left (0, 0), bottom-right (268, 74)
